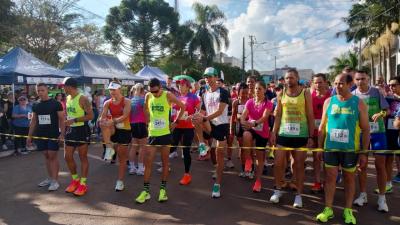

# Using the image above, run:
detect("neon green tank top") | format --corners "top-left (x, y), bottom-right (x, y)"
top-left (66, 93), bottom-right (84, 127)
top-left (278, 89), bottom-right (309, 137)
top-left (148, 91), bottom-right (171, 137)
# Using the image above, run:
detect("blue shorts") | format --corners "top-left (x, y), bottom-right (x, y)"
top-left (362, 133), bottom-right (389, 155)
top-left (35, 139), bottom-right (59, 151)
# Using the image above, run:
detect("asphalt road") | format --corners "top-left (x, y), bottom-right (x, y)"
top-left (0, 145), bottom-right (399, 225)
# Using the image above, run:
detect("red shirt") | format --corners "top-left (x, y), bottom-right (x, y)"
top-left (311, 90), bottom-right (331, 135)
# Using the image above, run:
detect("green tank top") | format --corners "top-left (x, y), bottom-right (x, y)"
top-left (324, 95), bottom-right (360, 152)
top-left (148, 91), bottom-right (171, 137)
top-left (278, 89), bottom-right (309, 137)
top-left (66, 93), bottom-right (84, 127)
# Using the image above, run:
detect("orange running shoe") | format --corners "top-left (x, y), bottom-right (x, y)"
top-left (311, 182), bottom-right (323, 193)
top-left (179, 173), bottom-right (192, 185)
top-left (74, 184), bottom-right (88, 196)
top-left (65, 179), bottom-right (80, 193)
top-left (252, 179), bottom-right (261, 192)
top-left (244, 158), bottom-right (253, 172)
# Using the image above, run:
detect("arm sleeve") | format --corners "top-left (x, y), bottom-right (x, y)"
top-left (219, 88), bottom-right (229, 104)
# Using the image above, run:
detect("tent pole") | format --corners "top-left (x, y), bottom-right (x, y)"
top-left (12, 83), bottom-right (15, 107)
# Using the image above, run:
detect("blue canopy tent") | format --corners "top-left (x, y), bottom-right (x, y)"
top-left (63, 51), bottom-right (143, 85)
top-left (135, 65), bottom-right (168, 84)
top-left (0, 47), bottom-right (77, 85)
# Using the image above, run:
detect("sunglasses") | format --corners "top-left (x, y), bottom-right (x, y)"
top-left (150, 89), bottom-right (160, 94)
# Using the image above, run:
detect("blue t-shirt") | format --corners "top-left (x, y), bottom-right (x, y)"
top-left (12, 105), bottom-right (32, 127)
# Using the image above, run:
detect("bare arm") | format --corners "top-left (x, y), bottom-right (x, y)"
top-left (99, 101), bottom-right (110, 120)
top-left (28, 112), bottom-right (38, 138)
top-left (113, 98), bottom-right (131, 123)
top-left (318, 98), bottom-right (331, 149)
top-left (167, 92), bottom-right (185, 123)
top-left (272, 93), bottom-right (283, 135)
top-left (77, 96), bottom-right (94, 122)
top-left (58, 110), bottom-right (65, 138)
top-left (304, 89), bottom-right (315, 137)
top-left (358, 100), bottom-right (370, 151)
top-left (205, 102), bottom-right (227, 121)
top-left (144, 93), bottom-right (150, 124)
top-left (230, 100), bottom-right (239, 132)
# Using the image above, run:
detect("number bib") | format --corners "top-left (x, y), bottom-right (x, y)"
top-left (283, 123), bottom-right (300, 135)
top-left (251, 120), bottom-right (263, 132)
top-left (181, 111), bottom-right (189, 120)
top-left (38, 115), bottom-right (51, 125)
top-left (369, 122), bottom-right (379, 133)
top-left (330, 128), bottom-right (349, 143)
top-left (238, 105), bottom-right (245, 114)
top-left (153, 119), bottom-right (167, 129)
top-left (314, 119), bottom-right (321, 128)
top-left (387, 118), bottom-right (397, 130)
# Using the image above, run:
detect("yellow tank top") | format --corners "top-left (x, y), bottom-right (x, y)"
top-left (148, 91), bottom-right (171, 137)
top-left (66, 93), bottom-right (84, 127)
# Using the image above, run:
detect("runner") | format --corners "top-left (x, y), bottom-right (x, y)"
top-left (27, 83), bottom-right (65, 191)
top-left (231, 83), bottom-right (249, 177)
top-left (310, 73), bottom-right (331, 192)
top-left (246, 75), bottom-right (256, 99)
top-left (128, 83), bottom-right (147, 176)
top-left (63, 78), bottom-right (94, 196)
top-left (240, 81), bottom-right (273, 192)
top-left (170, 78), bottom-right (200, 185)
top-left (351, 70), bottom-right (390, 212)
top-left (135, 78), bottom-right (185, 203)
top-left (192, 67), bottom-right (230, 198)
top-left (316, 73), bottom-right (369, 224)
top-left (269, 68), bottom-right (315, 208)
top-left (99, 78), bottom-right (131, 191)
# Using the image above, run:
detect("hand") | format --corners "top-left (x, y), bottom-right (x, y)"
top-left (358, 154), bottom-right (368, 171)
top-left (65, 119), bottom-right (74, 127)
top-left (26, 136), bottom-right (33, 147)
top-left (191, 113), bottom-right (202, 123)
top-left (241, 121), bottom-right (253, 130)
top-left (58, 134), bottom-right (64, 143)
top-left (371, 113), bottom-right (382, 122)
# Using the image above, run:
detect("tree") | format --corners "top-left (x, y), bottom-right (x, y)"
top-left (0, 0), bottom-right (17, 53)
top-left (328, 51), bottom-right (359, 76)
top-left (186, 3), bottom-right (229, 67)
top-left (103, 0), bottom-right (179, 65)
top-left (65, 24), bottom-right (108, 54)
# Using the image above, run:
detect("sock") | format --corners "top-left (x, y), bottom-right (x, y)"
top-left (160, 180), bottom-right (167, 190)
top-left (80, 177), bottom-right (87, 185)
top-left (138, 163), bottom-right (144, 169)
top-left (72, 174), bottom-right (79, 180)
top-left (378, 194), bottom-right (386, 201)
top-left (129, 161), bottom-right (136, 168)
top-left (144, 182), bottom-right (150, 192)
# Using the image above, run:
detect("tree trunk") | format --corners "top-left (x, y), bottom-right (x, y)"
top-left (383, 46), bottom-right (387, 81)
top-left (379, 49), bottom-right (383, 77)
top-left (371, 55), bottom-right (375, 82)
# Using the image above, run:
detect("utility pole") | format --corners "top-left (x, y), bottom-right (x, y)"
top-left (249, 35), bottom-right (254, 75)
top-left (242, 37), bottom-right (245, 82)
top-left (274, 56), bottom-right (277, 81)
top-left (174, 0), bottom-right (178, 13)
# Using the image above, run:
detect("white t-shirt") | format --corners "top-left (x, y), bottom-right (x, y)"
top-left (202, 87), bottom-right (229, 126)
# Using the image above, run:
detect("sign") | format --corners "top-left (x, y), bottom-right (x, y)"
top-left (26, 77), bottom-right (64, 84)
top-left (122, 80), bottom-right (135, 85)
top-left (92, 78), bottom-right (109, 85)
top-left (17, 76), bottom-right (24, 83)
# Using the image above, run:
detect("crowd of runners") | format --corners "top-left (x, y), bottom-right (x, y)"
top-left (10, 66), bottom-right (400, 224)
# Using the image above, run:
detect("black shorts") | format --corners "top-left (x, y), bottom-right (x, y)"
top-left (35, 139), bottom-right (59, 151)
top-left (386, 130), bottom-right (399, 151)
top-left (323, 151), bottom-right (358, 172)
top-left (65, 126), bottom-right (90, 147)
top-left (148, 134), bottom-right (172, 146)
top-left (277, 136), bottom-right (308, 148)
top-left (131, 123), bottom-right (148, 139)
top-left (245, 129), bottom-right (268, 149)
top-left (210, 123), bottom-right (229, 141)
top-left (111, 129), bottom-right (132, 144)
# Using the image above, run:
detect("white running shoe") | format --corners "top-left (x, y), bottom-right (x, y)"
top-left (353, 193), bottom-right (368, 206)
top-left (2, 144), bottom-right (8, 150)
top-left (225, 160), bottom-right (234, 169)
top-left (238, 171), bottom-right (246, 177)
top-left (136, 167), bottom-right (145, 176)
top-left (169, 151), bottom-right (178, 159)
top-left (115, 180), bottom-right (124, 192)
top-left (48, 180), bottom-right (60, 191)
top-left (270, 189), bottom-right (283, 203)
top-left (157, 167), bottom-right (171, 173)
top-left (377, 197), bottom-right (389, 212)
top-left (104, 147), bottom-right (115, 160)
top-left (38, 178), bottom-right (52, 187)
top-left (293, 195), bottom-right (303, 208)
top-left (129, 166), bottom-right (138, 175)
top-left (198, 143), bottom-right (210, 157)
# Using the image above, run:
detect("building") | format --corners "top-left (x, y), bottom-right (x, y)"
top-left (214, 52), bottom-right (242, 68)
top-left (260, 65), bottom-right (314, 83)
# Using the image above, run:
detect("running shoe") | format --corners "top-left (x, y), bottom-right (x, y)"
top-left (244, 158), bottom-right (252, 172)
top-left (343, 208), bottom-right (356, 225)
top-left (104, 147), bottom-right (115, 161)
top-left (157, 167), bottom-right (171, 173)
top-left (158, 189), bottom-right (168, 202)
top-left (74, 184), bottom-right (88, 196)
top-left (225, 159), bottom-right (235, 169)
top-left (311, 182), bottom-right (323, 193)
top-left (247, 171), bottom-right (254, 179)
top-left (136, 167), bottom-right (145, 176)
top-left (115, 180), bottom-right (124, 192)
top-left (198, 142), bottom-right (210, 157)
top-left (65, 179), bottom-right (80, 193)
top-left (374, 185), bottom-right (393, 194)
top-left (179, 173), bottom-right (192, 185)
top-left (197, 152), bottom-right (210, 161)
top-left (336, 170), bottom-right (343, 184)
top-left (38, 178), bottom-right (52, 187)
top-left (169, 151), bottom-right (178, 159)
top-left (211, 183), bottom-right (221, 198)
top-left (48, 180), bottom-right (60, 191)
top-left (377, 197), bottom-right (389, 212)
top-left (393, 173), bottom-right (400, 183)
top-left (293, 195), bottom-right (303, 208)
top-left (268, 150), bottom-right (274, 159)
top-left (2, 144), bottom-right (8, 150)
top-left (316, 207), bottom-right (334, 223)
top-left (353, 193), bottom-right (367, 207)
top-left (136, 191), bottom-right (151, 204)
top-left (252, 179), bottom-right (261, 192)
top-left (129, 166), bottom-right (138, 175)
top-left (270, 189), bottom-right (283, 203)
top-left (238, 171), bottom-right (246, 177)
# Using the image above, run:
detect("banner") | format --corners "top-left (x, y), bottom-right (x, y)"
top-left (26, 77), bottom-right (64, 84)
top-left (92, 78), bottom-right (109, 85)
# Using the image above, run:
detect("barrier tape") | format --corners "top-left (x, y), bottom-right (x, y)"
top-left (1, 132), bottom-right (400, 154)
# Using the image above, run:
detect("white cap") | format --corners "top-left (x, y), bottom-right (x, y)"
top-left (107, 82), bottom-right (121, 90)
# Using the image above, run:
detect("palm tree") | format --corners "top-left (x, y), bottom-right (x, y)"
top-left (186, 3), bottom-right (229, 67)
top-left (329, 51), bottom-right (358, 76)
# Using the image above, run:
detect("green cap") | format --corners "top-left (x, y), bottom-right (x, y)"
top-left (203, 67), bottom-right (218, 76)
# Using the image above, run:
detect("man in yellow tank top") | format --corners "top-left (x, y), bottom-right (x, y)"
top-left (136, 78), bottom-right (185, 204)
top-left (63, 78), bottom-right (94, 197)
top-left (269, 69), bottom-right (315, 208)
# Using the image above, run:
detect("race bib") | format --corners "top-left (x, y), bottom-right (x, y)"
top-left (387, 118), bottom-right (397, 130)
top-left (38, 115), bottom-right (51, 125)
top-left (369, 122), bottom-right (379, 133)
top-left (181, 111), bottom-right (189, 120)
top-left (284, 123), bottom-right (300, 135)
top-left (314, 119), bottom-right (321, 128)
top-left (238, 105), bottom-right (245, 114)
top-left (330, 128), bottom-right (349, 143)
top-left (116, 123), bottom-right (124, 129)
top-left (251, 120), bottom-right (263, 131)
top-left (154, 119), bottom-right (167, 129)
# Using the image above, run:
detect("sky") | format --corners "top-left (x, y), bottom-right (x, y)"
top-left (77, 0), bottom-right (359, 73)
